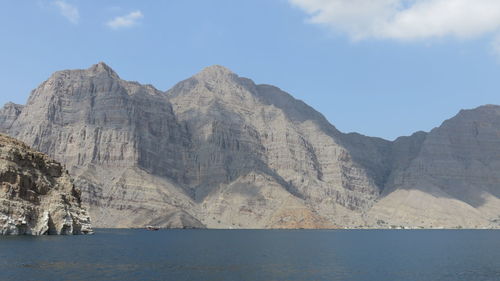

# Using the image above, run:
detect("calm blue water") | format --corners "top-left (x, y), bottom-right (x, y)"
top-left (1, 229), bottom-right (500, 281)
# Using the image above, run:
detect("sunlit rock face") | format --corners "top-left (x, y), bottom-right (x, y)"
top-left (0, 134), bottom-right (92, 235)
top-left (1, 62), bottom-right (499, 229)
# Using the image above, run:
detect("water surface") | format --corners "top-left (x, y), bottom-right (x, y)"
top-left (1, 229), bottom-right (500, 281)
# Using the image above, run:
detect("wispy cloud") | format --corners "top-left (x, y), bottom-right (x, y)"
top-left (106, 10), bottom-right (143, 29)
top-left (53, 0), bottom-right (79, 24)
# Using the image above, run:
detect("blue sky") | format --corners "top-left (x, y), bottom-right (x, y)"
top-left (1, 0), bottom-right (500, 140)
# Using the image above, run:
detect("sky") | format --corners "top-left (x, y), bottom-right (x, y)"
top-left (1, 0), bottom-right (500, 140)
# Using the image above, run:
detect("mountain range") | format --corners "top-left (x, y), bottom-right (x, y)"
top-left (1, 62), bottom-right (499, 229)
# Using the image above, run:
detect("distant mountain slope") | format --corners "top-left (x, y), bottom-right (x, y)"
top-left (1, 62), bottom-right (498, 228)
top-left (369, 105), bottom-right (500, 228)
top-left (0, 102), bottom-right (23, 132)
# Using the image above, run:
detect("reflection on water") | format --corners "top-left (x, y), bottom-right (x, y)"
top-left (1, 230), bottom-right (500, 281)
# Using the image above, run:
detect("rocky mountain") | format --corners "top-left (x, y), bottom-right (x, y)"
top-left (0, 102), bottom-right (23, 132)
top-left (1, 62), bottom-right (499, 229)
top-left (368, 105), bottom-right (500, 228)
top-left (167, 65), bottom-right (386, 228)
top-left (0, 134), bottom-right (92, 235)
top-left (2, 63), bottom-right (202, 228)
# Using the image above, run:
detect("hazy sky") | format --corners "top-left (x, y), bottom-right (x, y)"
top-left (1, 0), bottom-right (500, 140)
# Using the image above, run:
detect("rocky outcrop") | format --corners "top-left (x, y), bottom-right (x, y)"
top-left (0, 134), bottom-right (92, 235)
top-left (1, 62), bottom-right (499, 229)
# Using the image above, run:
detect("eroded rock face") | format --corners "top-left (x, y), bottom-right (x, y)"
top-left (0, 134), bottom-right (92, 235)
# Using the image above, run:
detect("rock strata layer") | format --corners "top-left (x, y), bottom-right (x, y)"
top-left (0, 134), bottom-right (93, 235)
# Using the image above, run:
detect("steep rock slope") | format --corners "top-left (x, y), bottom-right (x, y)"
top-left (168, 66), bottom-right (387, 227)
top-left (369, 106), bottom-right (500, 228)
top-left (0, 134), bottom-right (92, 235)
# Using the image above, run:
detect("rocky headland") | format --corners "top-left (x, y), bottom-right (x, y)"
top-left (0, 134), bottom-right (92, 235)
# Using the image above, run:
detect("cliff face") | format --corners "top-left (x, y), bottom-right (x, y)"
top-left (0, 134), bottom-right (92, 235)
top-left (1, 62), bottom-right (499, 229)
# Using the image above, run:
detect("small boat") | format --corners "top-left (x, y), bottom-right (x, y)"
top-left (146, 225), bottom-right (160, 231)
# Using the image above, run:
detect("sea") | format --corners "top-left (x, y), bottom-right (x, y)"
top-left (1, 229), bottom-right (500, 281)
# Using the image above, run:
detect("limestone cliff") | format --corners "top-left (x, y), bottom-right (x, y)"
top-left (0, 134), bottom-right (92, 235)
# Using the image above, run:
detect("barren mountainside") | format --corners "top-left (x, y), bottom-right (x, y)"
top-left (1, 62), bottom-right (499, 229)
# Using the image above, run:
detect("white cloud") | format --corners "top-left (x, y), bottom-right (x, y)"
top-left (53, 0), bottom-right (79, 24)
top-left (289, 0), bottom-right (500, 41)
top-left (106, 10), bottom-right (143, 29)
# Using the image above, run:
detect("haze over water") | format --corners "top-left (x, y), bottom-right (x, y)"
top-left (1, 229), bottom-right (500, 281)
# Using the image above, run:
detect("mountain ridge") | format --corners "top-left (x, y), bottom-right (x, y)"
top-left (1, 62), bottom-right (499, 229)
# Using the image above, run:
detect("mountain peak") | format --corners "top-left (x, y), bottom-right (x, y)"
top-left (194, 65), bottom-right (236, 81)
top-left (201, 65), bottom-right (234, 74)
top-left (87, 62), bottom-right (119, 78)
